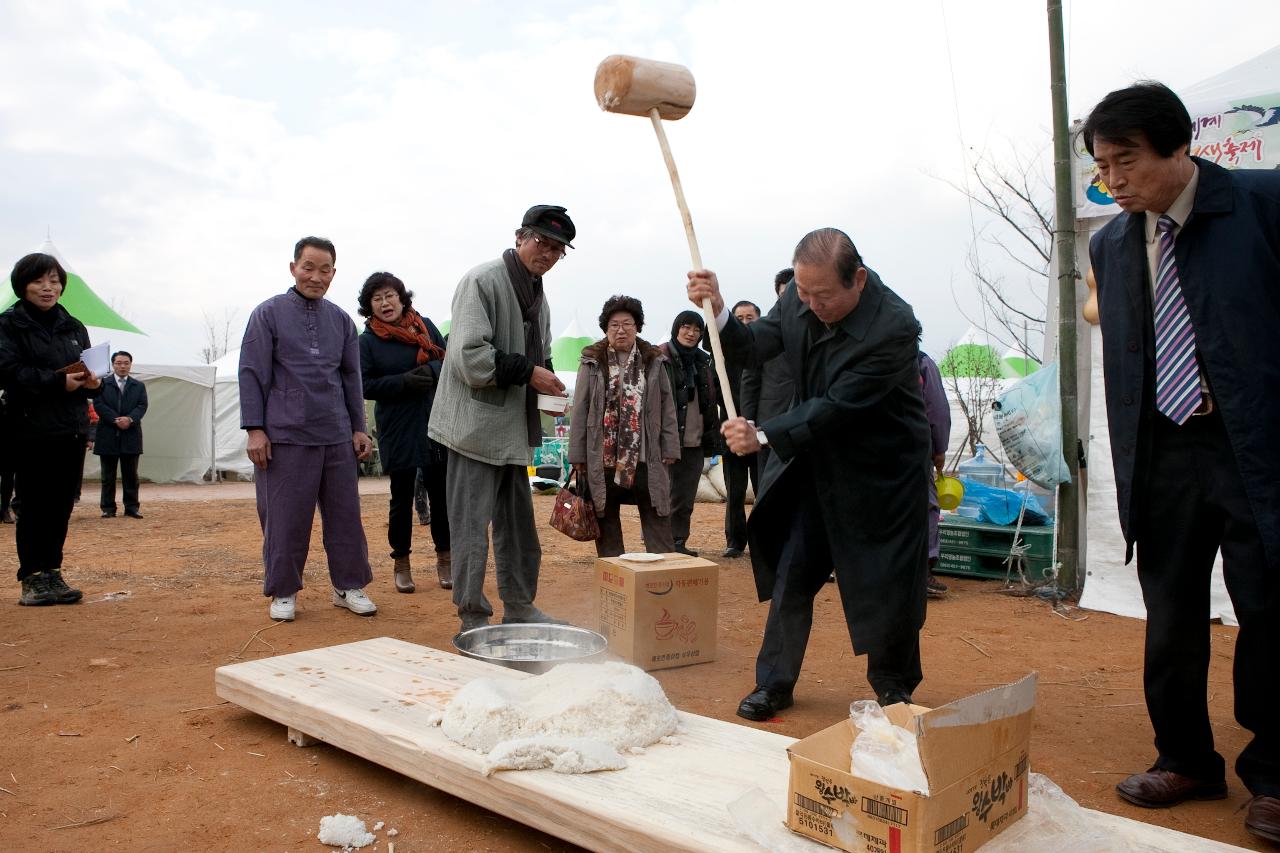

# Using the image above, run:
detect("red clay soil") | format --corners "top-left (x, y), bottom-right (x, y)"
top-left (0, 488), bottom-right (1260, 851)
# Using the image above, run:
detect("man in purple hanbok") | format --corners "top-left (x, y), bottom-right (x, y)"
top-left (919, 343), bottom-right (951, 598)
top-left (239, 236), bottom-right (377, 622)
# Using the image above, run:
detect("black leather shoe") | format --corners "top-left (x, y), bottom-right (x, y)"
top-left (877, 690), bottom-right (914, 707)
top-left (1115, 767), bottom-right (1227, 808)
top-left (125, 510), bottom-right (144, 519)
top-left (673, 544), bottom-right (699, 557)
top-left (736, 687), bottom-right (793, 721)
top-left (101, 511), bottom-right (116, 518)
top-left (1246, 795), bottom-right (1280, 844)
top-left (721, 547), bottom-right (744, 558)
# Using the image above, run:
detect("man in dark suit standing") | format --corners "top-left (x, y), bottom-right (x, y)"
top-left (688, 228), bottom-right (930, 721)
top-left (1084, 81), bottom-right (1280, 844)
top-left (740, 269), bottom-right (797, 470)
top-left (717, 299), bottom-right (761, 558)
top-left (94, 350), bottom-right (147, 519)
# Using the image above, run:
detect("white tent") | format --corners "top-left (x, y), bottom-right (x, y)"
top-left (1050, 48), bottom-right (1280, 624)
top-left (211, 348), bottom-right (254, 480)
top-left (83, 363), bottom-right (216, 484)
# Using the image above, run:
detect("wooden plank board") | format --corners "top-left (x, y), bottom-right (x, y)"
top-left (215, 638), bottom-right (1249, 853)
top-left (215, 637), bottom-right (793, 853)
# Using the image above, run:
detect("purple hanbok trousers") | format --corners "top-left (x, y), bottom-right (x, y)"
top-left (256, 442), bottom-right (373, 597)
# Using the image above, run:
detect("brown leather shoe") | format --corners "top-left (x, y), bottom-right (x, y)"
top-left (1246, 795), bottom-right (1280, 845)
top-left (436, 551), bottom-right (452, 590)
top-left (393, 555), bottom-right (415, 593)
top-left (1115, 767), bottom-right (1227, 808)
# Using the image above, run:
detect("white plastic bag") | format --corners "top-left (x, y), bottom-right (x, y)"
top-left (847, 700), bottom-right (930, 794)
top-left (992, 363), bottom-right (1071, 488)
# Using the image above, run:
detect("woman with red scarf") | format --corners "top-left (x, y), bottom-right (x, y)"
top-left (358, 272), bottom-right (450, 592)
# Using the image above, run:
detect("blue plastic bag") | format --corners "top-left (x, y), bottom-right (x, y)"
top-left (957, 479), bottom-right (1049, 526)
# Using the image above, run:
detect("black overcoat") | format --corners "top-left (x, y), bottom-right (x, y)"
top-left (1090, 157), bottom-right (1280, 569)
top-left (358, 318), bottom-right (447, 473)
top-left (93, 376), bottom-right (147, 456)
top-left (719, 269), bottom-right (932, 653)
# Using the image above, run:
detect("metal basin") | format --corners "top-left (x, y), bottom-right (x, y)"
top-left (452, 624), bottom-right (609, 674)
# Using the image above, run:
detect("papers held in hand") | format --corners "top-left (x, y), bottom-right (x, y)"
top-left (55, 342), bottom-right (112, 377)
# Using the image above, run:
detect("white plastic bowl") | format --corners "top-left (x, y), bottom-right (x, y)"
top-left (537, 394), bottom-right (570, 413)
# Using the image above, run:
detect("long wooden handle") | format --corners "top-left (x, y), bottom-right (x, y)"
top-left (649, 107), bottom-right (739, 422)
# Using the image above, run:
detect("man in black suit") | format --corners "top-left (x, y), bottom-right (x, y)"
top-left (1084, 81), bottom-right (1280, 844)
top-left (688, 228), bottom-right (930, 721)
top-left (717, 299), bottom-right (761, 558)
top-left (94, 351), bottom-right (148, 519)
top-left (740, 269), bottom-right (797, 470)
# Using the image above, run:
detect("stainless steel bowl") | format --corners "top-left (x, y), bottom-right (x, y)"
top-left (452, 623), bottom-right (609, 674)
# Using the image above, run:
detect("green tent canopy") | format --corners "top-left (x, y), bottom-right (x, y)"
top-left (2, 238), bottom-right (144, 334)
top-left (940, 326), bottom-right (1039, 379)
top-left (550, 316), bottom-right (594, 374)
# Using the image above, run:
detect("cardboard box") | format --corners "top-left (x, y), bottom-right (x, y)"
top-left (786, 674), bottom-right (1036, 853)
top-left (594, 554), bottom-right (717, 671)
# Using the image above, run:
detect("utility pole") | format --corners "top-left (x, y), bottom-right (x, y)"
top-left (1047, 0), bottom-right (1080, 593)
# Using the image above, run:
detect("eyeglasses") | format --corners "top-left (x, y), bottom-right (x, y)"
top-left (607, 321), bottom-right (636, 332)
top-left (532, 235), bottom-right (567, 259)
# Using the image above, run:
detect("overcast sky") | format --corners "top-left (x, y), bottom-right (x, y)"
top-left (1, 1), bottom-right (1276, 364)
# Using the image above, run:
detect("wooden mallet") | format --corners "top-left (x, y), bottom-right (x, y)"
top-left (594, 54), bottom-right (738, 420)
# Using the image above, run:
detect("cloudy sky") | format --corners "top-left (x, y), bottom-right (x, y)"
top-left (1, 0), bottom-right (1276, 364)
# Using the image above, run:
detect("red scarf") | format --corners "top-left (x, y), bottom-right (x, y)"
top-left (368, 309), bottom-right (444, 365)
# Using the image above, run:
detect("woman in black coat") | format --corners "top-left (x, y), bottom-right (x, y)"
top-left (0, 253), bottom-right (102, 606)
top-left (357, 272), bottom-right (450, 593)
top-left (658, 310), bottom-right (721, 556)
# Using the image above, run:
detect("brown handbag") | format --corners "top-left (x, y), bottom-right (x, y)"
top-left (549, 470), bottom-right (600, 542)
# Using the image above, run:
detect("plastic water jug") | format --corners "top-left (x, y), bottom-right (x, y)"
top-left (957, 444), bottom-right (1005, 487)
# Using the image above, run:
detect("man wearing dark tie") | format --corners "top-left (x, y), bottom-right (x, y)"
top-left (94, 350), bottom-right (147, 519)
top-left (1084, 81), bottom-right (1280, 844)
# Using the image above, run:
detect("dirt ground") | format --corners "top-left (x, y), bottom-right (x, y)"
top-left (0, 483), bottom-right (1261, 852)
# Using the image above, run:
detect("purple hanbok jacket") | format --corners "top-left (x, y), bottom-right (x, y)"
top-left (920, 351), bottom-right (950, 459)
top-left (238, 287), bottom-right (366, 445)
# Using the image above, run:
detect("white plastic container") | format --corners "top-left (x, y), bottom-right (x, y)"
top-left (537, 394), bottom-right (570, 413)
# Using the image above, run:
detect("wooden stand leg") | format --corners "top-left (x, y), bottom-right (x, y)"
top-left (287, 726), bottom-right (320, 747)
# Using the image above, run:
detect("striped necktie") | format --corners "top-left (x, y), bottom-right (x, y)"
top-left (1153, 214), bottom-right (1201, 424)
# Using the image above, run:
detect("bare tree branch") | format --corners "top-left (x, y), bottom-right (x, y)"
top-left (199, 309), bottom-right (238, 364)
top-left (935, 139), bottom-right (1053, 369)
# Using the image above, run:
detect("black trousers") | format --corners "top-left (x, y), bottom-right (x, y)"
top-left (755, 487), bottom-right (922, 700)
top-left (667, 446), bottom-right (704, 547)
top-left (1135, 410), bottom-right (1279, 796)
top-left (388, 464), bottom-right (449, 558)
top-left (723, 451), bottom-right (758, 550)
top-left (14, 435), bottom-right (84, 580)
top-left (594, 464), bottom-right (675, 558)
top-left (99, 453), bottom-right (140, 513)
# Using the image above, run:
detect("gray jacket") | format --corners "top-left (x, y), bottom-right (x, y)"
top-left (567, 339), bottom-right (680, 516)
top-left (428, 257), bottom-right (552, 466)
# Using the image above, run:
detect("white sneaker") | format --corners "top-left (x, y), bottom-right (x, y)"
top-left (333, 587), bottom-right (377, 616)
top-left (270, 595), bottom-right (296, 622)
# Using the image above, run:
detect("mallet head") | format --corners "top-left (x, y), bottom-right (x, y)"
top-left (594, 54), bottom-right (696, 121)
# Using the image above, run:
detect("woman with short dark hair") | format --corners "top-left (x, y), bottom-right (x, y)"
top-left (0, 253), bottom-right (103, 605)
top-left (357, 272), bottom-right (451, 591)
top-left (568, 295), bottom-right (679, 557)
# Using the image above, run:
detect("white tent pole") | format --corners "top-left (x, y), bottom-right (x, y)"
top-left (210, 367), bottom-right (218, 483)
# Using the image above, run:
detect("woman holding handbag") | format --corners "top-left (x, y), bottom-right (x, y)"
top-left (568, 295), bottom-right (680, 557)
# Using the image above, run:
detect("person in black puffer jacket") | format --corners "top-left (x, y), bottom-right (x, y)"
top-left (0, 253), bottom-right (103, 606)
top-left (659, 310), bottom-right (720, 556)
